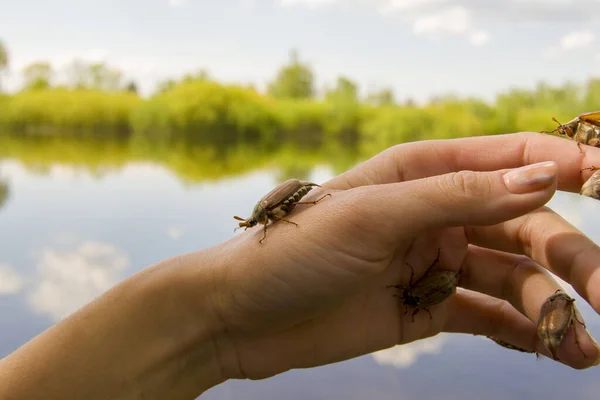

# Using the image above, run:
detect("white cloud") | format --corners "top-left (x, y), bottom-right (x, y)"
top-left (279, 0), bottom-right (339, 8)
top-left (28, 242), bottom-right (130, 322)
top-left (413, 5), bottom-right (472, 36)
top-left (0, 263), bottom-right (24, 295)
top-left (560, 30), bottom-right (595, 50)
top-left (544, 30), bottom-right (596, 58)
top-left (371, 335), bottom-right (447, 368)
top-left (378, 0), bottom-right (449, 15)
top-left (166, 227), bottom-right (184, 240)
top-left (469, 30), bottom-right (490, 46)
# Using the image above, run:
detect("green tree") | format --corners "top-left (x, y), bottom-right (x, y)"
top-left (125, 80), bottom-right (138, 94)
top-left (22, 61), bottom-right (53, 90)
top-left (584, 78), bottom-right (600, 109)
top-left (156, 78), bottom-right (176, 94)
top-left (325, 76), bottom-right (358, 103)
top-left (0, 180), bottom-right (8, 211)
top-left (181, 68), bottom-right (210, 83)
top-left (0, 39), bottom-right (8, 91)
top-left (267, 49), bottom-right (315, 99)
top-left (366, 88), bottom-right (395, 106)
top-left (64, 60), bottom-right (122, 91)
top-left (88, 62), bottom-right (122, 91)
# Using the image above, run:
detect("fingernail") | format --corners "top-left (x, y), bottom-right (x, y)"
top-left (503, 161), bottom-right (557, 194)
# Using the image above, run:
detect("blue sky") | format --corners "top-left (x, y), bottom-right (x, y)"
top-left (1, 0), bottom-right (600, 103)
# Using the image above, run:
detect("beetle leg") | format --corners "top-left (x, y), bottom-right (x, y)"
top-left (387, 284), bottom-right (404, 289)
top-left (424, 308), bottom-right (433, 320)
top-left (572, 325), bottom-right (587, 359)
top-left (406, 263), bottom-right (415, 286)
top-left (581, 165), bottom-right (600, 173)
top-left (423, 248), bottom-right (441, 276)
top-left (271, 215), bottom-right (299, 227)
top-left (411, 308), bottom-right (420, 323)
top-left (573, 311), bottom-right (587, 329)
top-left (259, 223), bottom-right (268, 244)
top-left (295, 193), bottom-right (332, 205)
top-left (571, 309), bottom-right (589, 359)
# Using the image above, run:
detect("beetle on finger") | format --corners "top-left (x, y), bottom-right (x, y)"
top-left (537, 289), bottom-right (587, 361)
top-left (388, 249), bottom-right (460, 322)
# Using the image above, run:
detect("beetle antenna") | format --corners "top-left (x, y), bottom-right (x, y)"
top-left (233, 216), bottom-right (246, 221)
top-left (541, 117), bottom-right (563, 134)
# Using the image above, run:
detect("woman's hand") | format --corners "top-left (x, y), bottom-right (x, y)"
top-left (199, 131), bottom-right (600, 382)
top-left (3, 131), bottom-right (600, 400)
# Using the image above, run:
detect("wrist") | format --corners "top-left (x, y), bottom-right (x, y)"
top-left (0, 250), bottom-right (228, 399)
top-left (123, 252), bottom-right (228, 397)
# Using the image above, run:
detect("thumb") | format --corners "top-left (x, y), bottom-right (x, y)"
top-left (374, 161), bottom-right (558, 234)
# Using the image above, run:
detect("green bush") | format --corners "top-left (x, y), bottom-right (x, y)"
top-left (0, 88), bottom-right (140, 134)
top-left (130, 80), bottom-right (280, 144)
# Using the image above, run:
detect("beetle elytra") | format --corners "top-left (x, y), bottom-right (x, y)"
top-left (580, 169), bottom-right (600, 200)
top-left (233, 178), bottom-right (331, 244)
top-left (537, 289), bottom-right (587, 361)
top-left (388, 249), bottom-right (460, 322)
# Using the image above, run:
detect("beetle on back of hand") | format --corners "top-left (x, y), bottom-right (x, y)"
top-left (233, 178), bottom-right (331, 244)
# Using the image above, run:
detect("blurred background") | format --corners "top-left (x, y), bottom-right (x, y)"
top-left (1, 1), bottom-right (600, 399)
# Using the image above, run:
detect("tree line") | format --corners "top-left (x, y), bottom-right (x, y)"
top-left (1, 38), bottom-right (599, 156)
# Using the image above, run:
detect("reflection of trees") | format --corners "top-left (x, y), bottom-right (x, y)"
top-left (0, 133), bottom-right (363, 184)
top-left (0, 179), bottom-right (9, 211)
top-left (275, 165), bottom-right (312, 182)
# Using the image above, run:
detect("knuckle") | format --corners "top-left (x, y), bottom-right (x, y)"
top-left (447, 170), bottom-right (493, 198)
top-left (487, 299), bottom-right (510, 336)
top-left (503, 255), bottom-right (539, 299)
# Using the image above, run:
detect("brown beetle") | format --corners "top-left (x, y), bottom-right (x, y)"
top-left (487, 336), bottom-right (538, 355)
top-left (541, 111), bottom-right (600, 153)
top-left (580, 169), bottom-right (600, 199)
top-left (234, 178), bottom-right (331, 244)
top-left (388, 249), bottom-right (460, 322)
top-left (537, 289), bottom-right (587, 361)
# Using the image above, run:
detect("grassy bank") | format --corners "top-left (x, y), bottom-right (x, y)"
top-left (0, 88), bottom-right (141, 135)
top-left (0, 79), bottom-right (597, 150)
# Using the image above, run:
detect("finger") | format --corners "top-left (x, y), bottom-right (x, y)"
top-left (465, 206), bottom-right (600, 315)
top-left (444, 289), bottom-right (547, 356)
top-left (456, 245), bottom-right (600, 368)
top-left (325, 131), bottom-right (597, 193)
top-left (459, 245), bottom-right (558, 319)
top-left (444, 289), bottom-right (600, 369)
top-left (360, 162), bottom-right (557, 242)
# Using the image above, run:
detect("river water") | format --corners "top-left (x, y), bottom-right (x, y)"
top-left (0, 138), bottom-right (599, 399)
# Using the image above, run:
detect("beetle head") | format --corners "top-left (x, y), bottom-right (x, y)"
top-left (234, 216), bottom-right (257, 232)
top-left (555, 117), bottom-right (578, 138)
top-left (542, 117), bottom-right (577, 138)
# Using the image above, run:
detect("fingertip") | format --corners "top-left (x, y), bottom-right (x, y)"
top-left (502, 161), bottom-right (558, 195)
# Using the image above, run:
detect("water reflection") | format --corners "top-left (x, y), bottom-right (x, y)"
top-left (0, 133), bottom-right (361, 183)
top-left (0, 263), bottom-right (23, 295)
top-left (0, 135), bottom-right (600, 400)
top-left (28, 241), bottom-right (130, 322)
top-left (0, 180), bottom-right (8, 211)
top-left (372, 335), bottom-right (448, 368)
